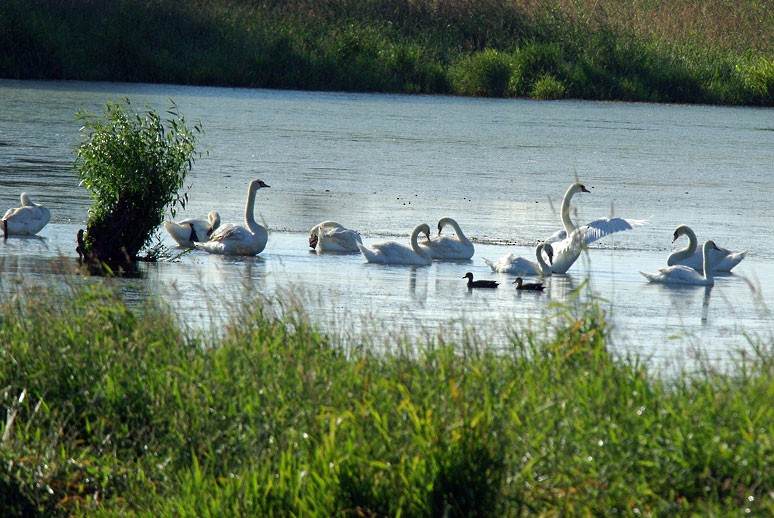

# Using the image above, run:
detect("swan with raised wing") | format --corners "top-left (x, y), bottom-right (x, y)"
top-left (483, 242), bottom-right (554, 276)
top-left (309, 221), bottom-right (362, 253)
top-left (641, 240), bottom-right (719, 286)
top-left (2, 193), bottom-right (50, 237)
top-left (357, 223), bottom-right (432, 265)
top-left (667, 224), bottom-right (746, 272)
top-left (547, 182), bottom-right (648, 273)
top-left (195, 179), bottom-right (270, 256)
top-left (419, 217), bottom-right (475, 260)
top-left (164, 211), bottom-right (221, 247)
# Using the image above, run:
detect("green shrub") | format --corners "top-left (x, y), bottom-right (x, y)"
top-left (451, 48), bottom-right (514, 97)
top-left (530, 73), bottom-right (567, 99)
top-left (75, 99), bottom-right (202, 264)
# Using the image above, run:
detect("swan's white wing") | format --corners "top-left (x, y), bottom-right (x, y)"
top-left (318, 227), bottom-right (362, 252)
top-left (543, 229), bottom-right (567, 244)
top-left (359, 240), bottom-right (430, 265)
top-left (420, 235), bottom-right (474, 260)
top-left (483, 254), bottom-right (541, 275)
top-left (641, 265), bottom-right (709, 285)
top-left (669, 246), bottom-right (739, 272)
top-left (208, 223), bottom-right (251, 242)
top-left (2, 205), bottom-right (51, 235)
top-left (575, 217), bottom-right (649, 245)
top-left (716, 250), bottom-right (747, 272)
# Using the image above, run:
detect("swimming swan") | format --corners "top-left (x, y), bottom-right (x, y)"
top-left (419, 217), bottom-right (475, 260)
top-left (309, 221), bottom-right (362, 253)
top-left (2, 193), bottom-right (50, 237)
top-left (357, 223), bottom-right (432, 265)
top-left (641, 240), bottom-right (719, 286)
top-left (195, 179), bottom-right (270, 256)
top-left (548, 183), bottom-right (648, 273)
top-left (483, 242), bottom-right (554, 276)
top-left (164, 211), bottom-right (221, 247)
top-left (667, 224), bottom-right (746, 272)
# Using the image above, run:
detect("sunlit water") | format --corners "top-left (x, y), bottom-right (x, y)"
top-left (1, 79), bottom-right (772, 373)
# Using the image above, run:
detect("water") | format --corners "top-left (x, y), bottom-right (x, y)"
top-left (1, 79), bottom-right (772, 372)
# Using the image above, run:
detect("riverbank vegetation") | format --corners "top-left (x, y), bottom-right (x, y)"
top-left (0, 0), bottom-right (771, 105)
top-left (1, 280), bottom-right (772, 516)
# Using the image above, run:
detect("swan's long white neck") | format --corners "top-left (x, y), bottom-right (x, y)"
top-left (668, 225), bottom-right (698, 265)
top-left (701, 241), bottom-right (715, 285)
top-left (560, 185), bottom-right (580, 234)
top-left (410, 224), bottom-right (432, 259)
top-left (535, 243), bottom-right (551, 274)
top-left (20, 193), bottom-right (33, 207)
top-left (438, 217), bottom-right (470, 244)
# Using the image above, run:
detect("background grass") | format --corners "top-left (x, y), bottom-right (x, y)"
top-left (0, 280), bottom-right (771, 515)
top-left (0, 0), bottom-right (771, 105)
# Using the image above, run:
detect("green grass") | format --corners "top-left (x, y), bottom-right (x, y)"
top-left (0, 0), bottom-right (771, 105)
top-left (0, 279), bottom-right (772, 516)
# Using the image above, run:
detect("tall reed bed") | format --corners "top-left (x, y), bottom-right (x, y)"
top-left (0, 280), bottom-right (771, 515)
top-left (0, 0), bottom-right (770, 105)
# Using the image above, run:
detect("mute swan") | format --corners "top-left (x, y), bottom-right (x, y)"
top-left (195, 179), bottom-right (270, 256)
top-left (463, 272), bottom-right (499, 289)
top-left (641, 240), bottom-right (719, 286)
top-left (513, 277), bottom-right (545, 291)
top-left (2, 193), bottom-right (50, 237)
top-left (483, 243), bottom-right (554, 276)
top-left (309, 221), bottom-right (362, 253)
top-left (164, 211), bottom-right (221, 247)
top-left (419, 217), bottom-right (475, 260)
top-left (667, 224), bottom-right (747, 272)
top-left (357, 223), bottom-right (432, 265)
top-left (547, 182), bottom-right (648, 274)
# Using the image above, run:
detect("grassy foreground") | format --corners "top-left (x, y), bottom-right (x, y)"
top-left (0, 0), bottom-right (771, 105)
top-left (0, 281), bottom-right (772, 516)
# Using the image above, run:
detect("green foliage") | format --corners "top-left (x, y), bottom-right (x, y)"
top-left (75, 99), bottom-right (201, 263)
top-left (450, 49), bottom-right (514, 97)
top-left (0, 282), bottom-right (772, 516)
top-left (530, 73), bottom-right (567, 100)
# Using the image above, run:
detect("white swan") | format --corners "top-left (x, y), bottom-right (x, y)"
top-left (419, 217), bottom-right (475, 260)
top-left (309, 221), bottom-right (362, 253)
top-left (164, 211), bottom-right (221, 247)
top-left (667, 224), bottom-right (747, 272)
top-left (357, 223), bottom-right (432, 265)
top-left (547, 182), bottom-right (648, 273)
top-left (195, 179), bottom-right (270, 256)
top-left (641, 240), bottom-right (719, 286)
top-left (483, 242), bottom-right (554, 276)
top-left (2, 193), bottom-right (50, 237)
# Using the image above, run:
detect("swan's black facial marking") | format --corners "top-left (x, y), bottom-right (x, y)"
top-left (579, 184), bottom-right (591, 193)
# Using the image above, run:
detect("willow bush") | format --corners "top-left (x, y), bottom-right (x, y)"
top-left (75, 99), bottom-right (202, 264)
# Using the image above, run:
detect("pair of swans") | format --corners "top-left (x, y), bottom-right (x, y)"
top-left (164, 211), bottom-right (221, 247)
top-left (667, 224), bottom-right (746, 273)
top-left (357, 217), bottom-right (474, 265)
top-left (3, 193), bottom-right (50, 237)
top-left (485, 182), bottom-right (646, 275)
top-left (642, 240), bottom-right (720, 286)
top-left (193, 179), bottom-right (271, 256)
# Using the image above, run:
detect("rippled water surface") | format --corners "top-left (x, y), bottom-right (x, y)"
top-left (1, 80), bottom-right (772, 372)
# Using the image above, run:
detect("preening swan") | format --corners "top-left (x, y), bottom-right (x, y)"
top-left (164, 211), bottom-right (221, 247)
top-left (547, 182), bottom-right (648, 274)
top-left (195, 179), bottom-right (270, 256)
top-left (667, 224), bottom-right (747, 272)
top-left (2, 193), bottom-right (50, 237)
top-left (483, 243), bottom-right (554, 276)
top-left (419, 217), bottom-right (475, 260)
top-left (513, 277), bottom-right (545, 291)
top-left (463, 272), bottom-right (499, 289)
top-left (309, 221), bottom-right (362, 253)
top-left (641, 240), bottom-right (719, 286)
top-left (357, 223), bottom-right (432, 265)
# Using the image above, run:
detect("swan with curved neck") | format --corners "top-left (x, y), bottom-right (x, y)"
top-left (642, 240), bottom-right (718, 286)
top-left (667, 224), bottom-right (746, 272)
top-left (195, 179), bottom-right (270, 255)
top-left (164, 211), bottom-right (221, 247)
top-left (2, 192), bottom-right (51, 237)
top-left (547, 182), bottom-right (648, 273)
top-left (309, 221), bottom-right (362, 253)
top-left (483, 242), bottom-right (554, 276)
top-left (357, 223), bottom-right (432, 265)
top-left (419, 217), bottom-right (475, 260)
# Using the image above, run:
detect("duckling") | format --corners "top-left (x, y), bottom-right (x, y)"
top-left (462, 272), bottom-right (499, 289)
top-left (513, 277), bottom-right (545, 291)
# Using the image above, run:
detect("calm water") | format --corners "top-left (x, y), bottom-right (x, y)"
top-left (1, 79), bottom-right (772, 372)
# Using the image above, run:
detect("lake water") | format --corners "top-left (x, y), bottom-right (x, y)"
top-left (1, 79), bottom-right (772, 373)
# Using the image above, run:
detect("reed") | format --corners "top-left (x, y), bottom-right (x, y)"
top-left (0, 0), bottom-right (770, 105)
top-left (0, 280), bottom-right (771, 516)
